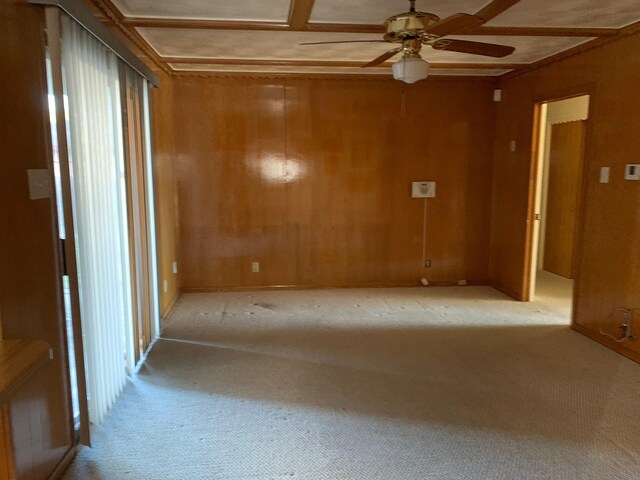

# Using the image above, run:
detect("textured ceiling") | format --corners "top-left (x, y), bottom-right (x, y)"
top-left (110, 0), bottom-right (291, 22)
top-left (110, 0), bottom-right (640, 77)
top-left (486, 0), bottom-right (640, 28)
top-left (308, 0), bottom-right (489, 25)
top-left (138, 28), bottom-right (593, 65)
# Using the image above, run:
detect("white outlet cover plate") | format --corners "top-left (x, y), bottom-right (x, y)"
top-left (411, 181), bottom-right (436, 198)
top-left (624, 164), bottom-right (640, 180)
top-left (599, 166), bottom-right (610, 184)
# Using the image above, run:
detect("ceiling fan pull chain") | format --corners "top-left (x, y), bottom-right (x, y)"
top-left (400, 86), bottom-right (407, 118)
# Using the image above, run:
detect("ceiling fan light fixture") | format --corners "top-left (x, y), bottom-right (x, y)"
top-left (392, 55), bottom-right (430, 84)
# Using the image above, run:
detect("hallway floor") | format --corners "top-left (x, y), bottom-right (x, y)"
top-left (534, 269), bottom-right (574, 318)
top-left (63, 286), bottom-right (640, 479)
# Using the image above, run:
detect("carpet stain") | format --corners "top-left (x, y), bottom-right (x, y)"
top-left (63, 286), bottom-right (640, 480)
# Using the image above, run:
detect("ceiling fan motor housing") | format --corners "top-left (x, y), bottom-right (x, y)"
top-left (384, 11), bottom-right (440, 42)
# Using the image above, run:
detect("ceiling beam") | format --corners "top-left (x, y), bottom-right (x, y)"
top-left (303, 23), bottom-right (383, 34)
top-left (474, 26), bottom-right (618, 37)
top-left (288, 0), bottom-right (315, 29)
top-left (122, 18), bottom-right (291, 31)
top-left (163, 57), bottom-right (524, 70)
top-left (122, 18), bottom-right (618, 38)
top-left (475, 0), bottom-right (521, 22)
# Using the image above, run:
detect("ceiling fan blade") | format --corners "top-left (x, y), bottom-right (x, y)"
top-left (300, 40), bottom-right (388, 45)
top-left (361, 48), bottom-right (402, 68)
top-left (424, 13), bottom-right (486, 37)
top-left (431, 39), bottom-right (515, 58)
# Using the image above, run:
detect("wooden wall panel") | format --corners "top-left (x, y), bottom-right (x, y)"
top-left (491, 30), bottom-right (640, 360)
top-left (543, 121), bottom-right (585, 278)
top-left (0, 406), bottom-right (14, 480)
top-left (151, 71), bottom-right (181, 316)
top-left (0, 0), bottom-right (74, 476)
top-left (169, 76), bottom-right (497, 290)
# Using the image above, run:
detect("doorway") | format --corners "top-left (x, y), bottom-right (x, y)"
top-left (529, 95), bottom-right (590, 315)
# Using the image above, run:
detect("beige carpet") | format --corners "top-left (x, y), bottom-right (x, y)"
top-left (63, 286), bottom-right (640, 480)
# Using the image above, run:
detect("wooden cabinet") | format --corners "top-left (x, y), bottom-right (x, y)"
top-left (0, 340), bottom-right (51, 480)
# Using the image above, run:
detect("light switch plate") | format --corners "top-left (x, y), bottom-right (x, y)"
top-left (411, 181), bottom-right (436, 198)
top-left (27, 169), bottom-right (50, 200)
top-left (624, 164), bottom-right (640, 180)
top-left (599, 167), bottom-right (610, 184)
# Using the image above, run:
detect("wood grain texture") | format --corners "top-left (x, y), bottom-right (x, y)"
top-left (0, 341), bottom-right (50, 405)
top-left (0, 340), bottom-right (49, 480)
top-left (491, 28), bottom-right (640, 359)
top-left (0, 1), bottom-right (75, 477)
top-left (151, 71), bottom-right (181, 316)
top-left (288, 0), bottom-right (315, 29)
top-left (543, 121), bottom-right (585, 278)
top-left (168, 77), bottom-right (496, 290)
top-left (476, 0), bottom-right (521, 22)
top-left (0, 405), bottom-right (15, 480)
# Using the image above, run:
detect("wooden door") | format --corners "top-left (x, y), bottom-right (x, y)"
top-left (543, 121), bottom-right (586, 278)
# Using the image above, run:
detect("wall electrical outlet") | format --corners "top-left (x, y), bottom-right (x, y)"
top-left (424, 260), bottom-right (432, 268)
top-left (599, 167), bottom-right (610, 184)
top-left (163, 280), bottom-right (168, 293)
top-left (411, 181), bottom-right (436, 198)
top-left (624, 164), bottom-right (640, 180)
top-left (252, 262), bottom-right (260, 273)
top-left (172, 261), bottom-right (178, 274)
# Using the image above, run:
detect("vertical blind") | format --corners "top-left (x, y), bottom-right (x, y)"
top-left (61, 15), bottom-right (133, 426)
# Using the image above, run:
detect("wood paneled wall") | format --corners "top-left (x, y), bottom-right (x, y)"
top-left (491, 30), bottom-right (640, 361)
top-left (0, 0), bottom-right (74, 476)
top-left (151, 71), bottom-right (180, 316)
top-left (169, 76), bottom-right (497, 290)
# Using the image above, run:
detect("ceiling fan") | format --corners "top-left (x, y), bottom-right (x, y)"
top-left (300, 0), bottom-right (516, 83)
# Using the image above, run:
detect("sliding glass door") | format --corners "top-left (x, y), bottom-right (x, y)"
top-left (45, 7), bottom-right (159, 443)
top-left (120, 66), bottom-right (158, 364)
